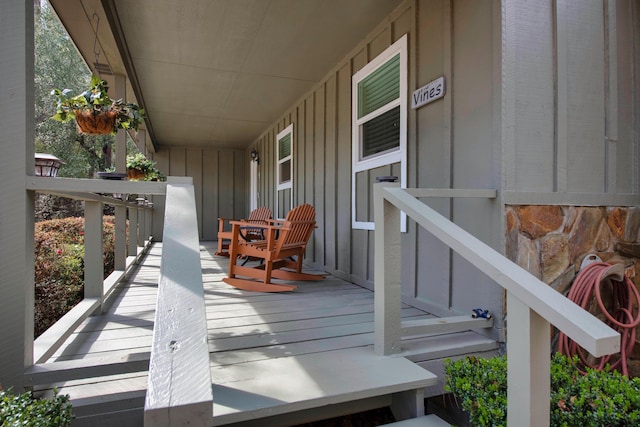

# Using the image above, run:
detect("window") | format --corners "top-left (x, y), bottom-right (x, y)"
top-left (276, 124), bottom-right (293, 218)
top-left (352, 35), bottom-right (407, 230)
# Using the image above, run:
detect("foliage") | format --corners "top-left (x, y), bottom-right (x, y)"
top-left (51, 75), bottom-right (145, 133)
top-left (126, 152), bottom-right (166, 181)
top-left (34, 2), bottom-right (114, 178)
top-left (0, 388), bottom-right (73, 426)
top-left (34, 217), bottom-right (117, 337)
top-left (35, 194), bottom-right (84, 222)
top-left (444, 353), bottom-right (640, 427)
top-left (445, 355), bottom-right (507, 426)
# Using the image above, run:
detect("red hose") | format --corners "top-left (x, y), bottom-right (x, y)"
top-left (558, 261), bottom-right (640, 376)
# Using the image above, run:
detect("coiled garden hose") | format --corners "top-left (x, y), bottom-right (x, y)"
top-left (558, 261), bottom-right (640, 376)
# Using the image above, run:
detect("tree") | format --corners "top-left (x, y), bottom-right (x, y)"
top-left (34, 1), bottom-right (114, 178)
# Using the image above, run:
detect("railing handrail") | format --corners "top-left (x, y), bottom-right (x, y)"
top-left (373, 183), bottom-right (620, 427)
top-left (144, 179), bottom-right (213, 426)
top-left (29, 177), bottom-right (160, 374)
top-left (26, 176), bottom-right (168, 196)
top-left (382, 185), bottom-right (619, 356)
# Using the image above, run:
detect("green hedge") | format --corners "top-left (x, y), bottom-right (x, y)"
top-left (34, 216), bottom-right (117, 337)
top-left (0, 389), bottom-right (73, 426)
top-left (445, 353), bottom-right (640, 427)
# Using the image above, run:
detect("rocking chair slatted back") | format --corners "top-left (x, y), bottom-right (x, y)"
top-left (223, 203), bottom-right (324, 292)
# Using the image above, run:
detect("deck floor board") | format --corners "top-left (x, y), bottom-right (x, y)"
top-left (37, 242), bottom-right (458, 423)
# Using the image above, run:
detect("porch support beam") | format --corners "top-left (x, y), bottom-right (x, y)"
top-left (114, 74), bottom-right (127, 271)
top-left (84, 201), bottom-right (104, 310)
top-left (507, 292), bottom-right (551, 427)
top-left (129, 207), bottom-right (139, 254)
top-left (0, 0), bottom-right (35, 390)
top-left (373, 182), bottom-right (402, 355)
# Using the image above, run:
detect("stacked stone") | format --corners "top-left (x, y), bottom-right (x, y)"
top-left (505, 205), bottom-right (640, 294)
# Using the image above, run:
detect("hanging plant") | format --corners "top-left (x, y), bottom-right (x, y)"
top-left (50, 75), bottom-right (145, 135)
top-left (126, 153), bottom-right (165, 181)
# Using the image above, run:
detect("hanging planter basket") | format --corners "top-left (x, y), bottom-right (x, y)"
top-left (73, 109), bottom-right (117, 135)
top-left (51, 75), bottom-right (144, 135)
top-left (127, 168), bottom-right (146, 180)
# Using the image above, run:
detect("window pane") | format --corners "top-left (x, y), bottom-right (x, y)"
top-left (279, 159), bottom-right (291, 184)
top-left (358, 53), bottom-right (400, 118)
top-left (361, 106), bottom-right (400, 158)
top-left (279, 133), bottom-right (291, 160)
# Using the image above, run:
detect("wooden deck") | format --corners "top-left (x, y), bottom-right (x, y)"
top-left (34, 242), bottom-right (497, 426)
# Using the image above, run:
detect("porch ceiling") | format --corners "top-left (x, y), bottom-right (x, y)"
top-left (48, 0), bottom-right (404, 150)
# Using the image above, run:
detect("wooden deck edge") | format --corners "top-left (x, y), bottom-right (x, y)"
top-left (32, 239), bottom-right (155, 367)
top-left (33, 298), bottom-right (102, 364)
top-left (211, 347), bottom-right (437, 426)
top-left (25, 352), bottom-right (150, 385)
top-left (401, 315), bottom-right (493, 337)
top-left (104, 238), bottom-right (153, 297)
top-left (400, 331), bottom-right (499, 363)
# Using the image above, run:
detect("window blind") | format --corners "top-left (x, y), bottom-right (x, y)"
top-left (279, 133), bottom-right (291, 160)
top-left (361, 106), bottom-right (400, 158)
top-left (358, 53), bottom-right (400, 119)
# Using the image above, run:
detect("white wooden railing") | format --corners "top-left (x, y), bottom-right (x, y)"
top-left (25, 176), bottom-right (166, 381)
top-left (143, 179), bottom-right (213, 426)
top-left (373, 182), bottom-right (620, 427)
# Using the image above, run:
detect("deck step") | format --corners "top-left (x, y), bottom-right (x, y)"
top-left (381, 414), bottom-right (451, 426)
top-left (402, 315), bottom-right (492, 337)
top-left (401, 331), bottom-right (499, 363)
top-left (210, 346), bottom-right (438, 426)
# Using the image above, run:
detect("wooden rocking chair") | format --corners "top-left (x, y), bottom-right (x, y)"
top-left (215, 206), bottom-right (272, 256)
top-left (223, 204), bottom-right (324, 292)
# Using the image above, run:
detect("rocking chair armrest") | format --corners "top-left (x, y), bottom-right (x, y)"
top-left (217, 217), bottom-right (234, 232)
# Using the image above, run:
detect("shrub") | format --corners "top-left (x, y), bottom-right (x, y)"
top-left (444, 353), bottom-right (640, 427)
top-left (0, 388), bottom-right (73, 426)
top-left (34, 216), bottom-right (117, 337)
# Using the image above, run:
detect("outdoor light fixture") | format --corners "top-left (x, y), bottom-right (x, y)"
top-left (250, 148), bottom-right (259, 163)
top-left (34, 153), bottom-right (65, 177)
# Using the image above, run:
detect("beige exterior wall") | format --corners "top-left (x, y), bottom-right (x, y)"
top-left (249, 0), bottom-right (504, 325)
top-left (503, 0), bottom-right (639, 197)
top-left (152, 146), bottom-right (247, 240)
top-left (147, 0), bottom-right (639, 332)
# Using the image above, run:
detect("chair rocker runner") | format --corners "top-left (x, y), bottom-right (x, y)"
top-left (223, 204), bottom-right (324, 292)
top-left (216, 206), bottom-right (272, 256)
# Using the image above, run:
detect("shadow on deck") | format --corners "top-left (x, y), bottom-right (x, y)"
top-left (33, 242), bottom-right (497, 426)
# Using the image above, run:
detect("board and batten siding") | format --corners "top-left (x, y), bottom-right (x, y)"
top-left (503, 0), bottom-right (639, 199)
top-left (249, 0), bottom-right (505, 331)
top-left (151, 147), bottom-right (247, 241)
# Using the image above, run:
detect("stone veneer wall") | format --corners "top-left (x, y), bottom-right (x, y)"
top-left (505, 206), bottom-right (640, 295)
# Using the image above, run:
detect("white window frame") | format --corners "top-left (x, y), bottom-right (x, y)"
top-left (351, 34), bottom-right (407, 230)
top-left (276, 124), bottom-right (294, 218)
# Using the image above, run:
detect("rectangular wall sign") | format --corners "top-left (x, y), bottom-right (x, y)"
top-left (411, 76), bottom-right (445, 109)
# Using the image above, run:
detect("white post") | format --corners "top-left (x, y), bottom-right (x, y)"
top-left (507, 291), bottom-right (551, 427)
top-left (84, 201), bottom-right (104, 308)
top-left (373, 182), bottom-right (402, 355)
top-left (129, 207), bottom-right (139, 256)
top-left (0, 0), bottom-right (35, 390)
top-left (114, 74), bottom-right (127, 269)
top-left (138, 205), bottom-right (146, 246)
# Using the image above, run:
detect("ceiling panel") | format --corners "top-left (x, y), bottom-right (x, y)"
top-left (52, 0), bottom-right (405, 149)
